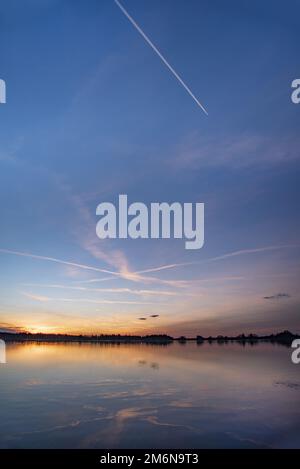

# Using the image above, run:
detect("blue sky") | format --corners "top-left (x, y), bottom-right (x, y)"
top-left (0, 0), bottom-right (300, 336)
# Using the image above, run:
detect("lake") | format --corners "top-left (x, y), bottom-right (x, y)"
top-left (0, 341), bottom-right (299, 448)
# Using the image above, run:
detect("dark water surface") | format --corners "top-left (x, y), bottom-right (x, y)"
top-left (0, 341), bottom-right (299, 448)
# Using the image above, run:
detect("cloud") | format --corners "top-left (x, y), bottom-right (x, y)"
top-left (21, 292), bottom-right (162, 306)
top-left (53, 177), bottom-right (139, 280)
top-left (47, 178), bottom-right (192, 287)
top-left (0, 322), bottom-right (26, 333)
top-left (136, 314), bottom-right (159, 320)
top-left (0, 246), bottom-right (190, 289)
top-left (75, 274), bottom-right (190, 288)
top-left (21, 283), bottom-right (179, 297)
top-left (103, 244), bottom-right (300, 279)
top-left (2, 244), bottom-right (299, 294)
top-left (263, 293), bottom-right (291, 300)
top-left (172, 132), bottom-right (300, 170)
top-left (22, 292), bottom-right (50, 302)
top-left (81, 244), bottom-right (299, 283)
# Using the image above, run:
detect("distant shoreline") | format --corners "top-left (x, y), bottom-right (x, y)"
top-left (0, 330), bottom-right (299, 346)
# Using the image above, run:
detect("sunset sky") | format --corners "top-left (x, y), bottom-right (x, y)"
top-left (0, 0), bottom-right (300, 336)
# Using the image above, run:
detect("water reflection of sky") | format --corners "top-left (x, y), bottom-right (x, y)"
top-left (0, 342), bottom-right (299, 448)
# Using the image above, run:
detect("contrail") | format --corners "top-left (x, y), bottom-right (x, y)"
top-left (138, 244), bottom-right (300, 272)
top-left (2, 244), bottom-right (299, 284)
top-left (0, 248), bottom-right (120, 276)
top-left (0, 247), bottom-right (186, 287)
top-left (207, 244), bottom-right (300, 262)
top-left (114, 0), bottom-right (208, 115)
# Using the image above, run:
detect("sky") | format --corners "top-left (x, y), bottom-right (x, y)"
top-left (0, 0), bottom-right (300, 336)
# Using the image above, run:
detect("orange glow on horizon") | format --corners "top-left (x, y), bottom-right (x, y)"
top-left (11, 322), bottom-right (162, 336)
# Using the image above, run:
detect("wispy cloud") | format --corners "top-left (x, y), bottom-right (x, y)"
top-left (2, 244), bottom-right (299, 292)
top-left (54, 178), bottom-right (165, 287)
top-left (22, 292), bottom-right (50, 302)
top-left (0, 246), bottom-right (189, 288)
top-left (0, 322), bottom-right (27, 333)
top-left (76, 244), bottom-right (298, 282)
top-left (172, 132), bottom-right (300, 170)
top-left (73, 274), bottom-right (189, 288)
top-left (21, 283), bottom-right (179, 297)
top-left (118, 244), bottom-right (300, 279)
top-left (53, 177), bottom-right (134, 276)
top-left (21, 292), bottom-right (162, 306)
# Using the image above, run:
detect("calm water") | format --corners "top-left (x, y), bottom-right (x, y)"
top-left (0, 341), bottom-right (300, 449)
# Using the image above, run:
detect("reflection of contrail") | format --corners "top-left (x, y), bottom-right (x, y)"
top-left (115, 0), bottom-right (208, 116)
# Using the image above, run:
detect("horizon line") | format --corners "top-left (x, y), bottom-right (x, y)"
top-left (0, 329), bottom-right (298, 339)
